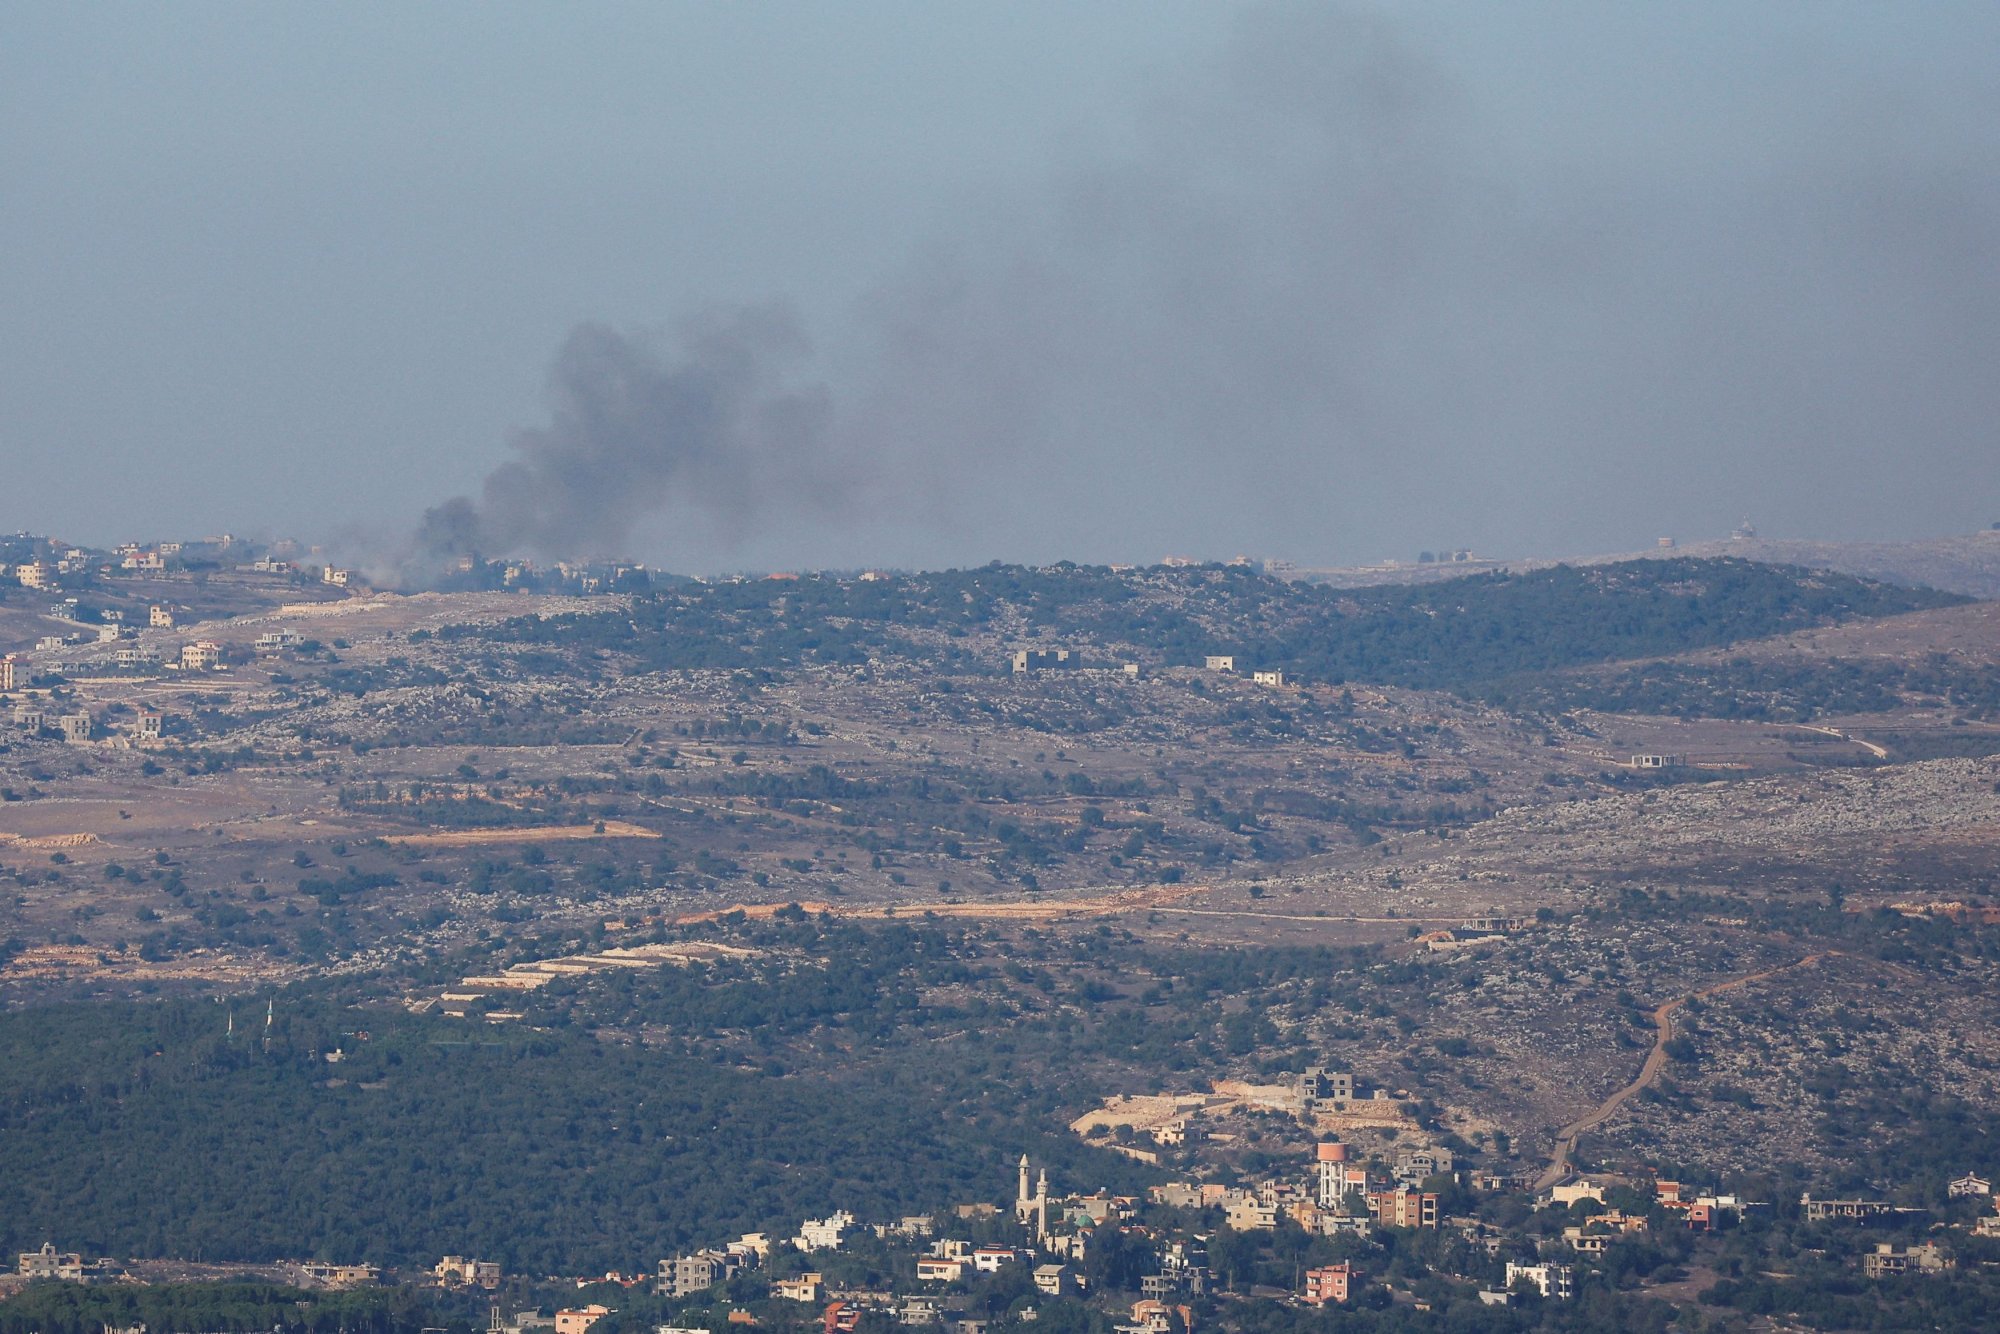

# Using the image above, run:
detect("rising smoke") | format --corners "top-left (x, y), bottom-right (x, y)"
top-left (404, 304), bottom-right (836, 580)
top-left (398, 2), bottom-right (2000, 578)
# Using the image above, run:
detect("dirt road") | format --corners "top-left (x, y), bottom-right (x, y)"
top-left (1797, 724), bottom-right (1890, 760)
top-left (1532, 952), bottom-right (1835, 1192)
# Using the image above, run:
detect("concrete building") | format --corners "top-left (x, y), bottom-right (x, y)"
top-left (660, 1250), bottom-right (742, 1297)
top-left (1203, 655), bottom-right (1236, 672)
top-left (554, 1306), bottom-right (612, 1334)
top-left (1394, 1147), bottom-right (1455, 1183)
top-left (1032, 1264), bottom-right (1072, 1297)
top-left (1368, 1187), bottom-right (1439, 1230)
top-left (58, 713), bottom-right (92, 744)
top-left (1251, 670), bottom-right (1285, 688)
top-left (1862, 1242), bottom-right (1954, 1278)
top-left (772, 1273), bottom-right (823, 1302)
top-left (1302, 1068), bottom-right (1356, 1108)
top-left (793, 1212), bottom-right (856, 1253)
top-left (915, 1257), bottom-right (965, 1283)
top-left (1543, 1180), bottom-right (1607, 1208)
top-left (181, 641), bottom-right (223, 670)
top-left (971, 1247), bottom-right (1018, 1274)
top-left (0, 653), bottom-right (19, 692)
top-left (255, 630), bottom-right (302, 653)
top-left (434, 1256), bottom-right (503, 1289)
top-left (1563, 1212), bottom-right (1648, 1253)
top-left (149, 605), bottom-right (176, 628)
top-left (1141, 1240), bottom-right (1207, 1299)
top-left (1799, 1194), bottom-right (1894, 1223)
top-left (897, 1298), bottom-right (943, 1327)
top-left (1011, 649), bottom-right (1075, 674)
top-left (1948, 1173), bottom-right (1991, 1198)
top-left (1505, 1262), bottom-right (1573, 1301)
top-left (1300, 1263), bottom-right (1359, 1306)
top-left (18, 1244), bottom-right (84, 1281)
top-left (16, 560), bottom-right (53, 589)
top-left (1223, 1198), bottom-right (1278, 1231)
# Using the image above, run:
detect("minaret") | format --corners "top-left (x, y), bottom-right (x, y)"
top-left (1035, 1168), bottom-right (1050, 1242)
top-left (1017, 1155), bottom-right (1032, 1225)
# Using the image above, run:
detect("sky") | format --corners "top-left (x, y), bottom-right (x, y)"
top-left (3, 2), bottom-right (1998, 575)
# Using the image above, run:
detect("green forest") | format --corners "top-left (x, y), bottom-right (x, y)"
top-left (456, 558), bottom-right (1959, 689)
top-left (0, 985), bottom-right (1145, 1274)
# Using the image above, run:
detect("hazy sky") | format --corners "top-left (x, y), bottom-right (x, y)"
top-left (4, 2), bottom-right (1997, 573)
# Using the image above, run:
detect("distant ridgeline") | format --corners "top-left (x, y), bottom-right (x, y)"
top-left (455, 557), bottom-right (1964, 693)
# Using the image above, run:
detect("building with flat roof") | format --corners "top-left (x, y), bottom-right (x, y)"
top-left (19, 1244), bottom-right (84, 1282)
top-left (1505, 1262), bottom-right (1572, 1301)
top-left (554, 1306), bottom-right (611, 1334)
top-left (1301, 1263), bottom-right (1359, 1305)
top-left (1011, 648), bottom-right (1075, 673)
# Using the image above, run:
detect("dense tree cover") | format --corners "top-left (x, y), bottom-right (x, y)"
top-left (459, 559), bottom-right (1958, 690)
top-left (0, 991), bottom-right (1145, 1274)
top-left (1489, 654), bottom-right (2000, 723)
top-left (0, 919), bottom-right (1415, 1276)
top-left (0, 1282), bottom-right (474, 1334)
top-left (1703, 1263), bottom-right (2000, 1330)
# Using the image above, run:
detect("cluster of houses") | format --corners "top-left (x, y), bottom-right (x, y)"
top-left (1007, 648), bottom-right (1288, 688)
top-left (1149, 1138), bottom-right (1452, 1245)
top-left (20, 1154), bottom-right (2000, 1319)
top-left (1, 543), bottom-right (189, 590)
top-left (6, 700), bottom-right (166, 747)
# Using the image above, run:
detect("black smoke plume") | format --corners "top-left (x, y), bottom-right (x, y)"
top-left (407, 304), bottom-right (835, 578)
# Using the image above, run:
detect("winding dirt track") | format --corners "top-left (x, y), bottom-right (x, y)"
top-left (1533, 952), bottom-right (1838, 1192)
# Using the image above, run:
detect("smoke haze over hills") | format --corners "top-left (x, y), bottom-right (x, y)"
top-left (5, 3), bottom-right (1998, 572)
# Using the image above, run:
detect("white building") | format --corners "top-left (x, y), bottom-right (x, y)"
top-left (793, 1211), bottom-right (856, 1253)
top-left (971, 1247), bottom-right (1018, 1274)
top-left (1505, 1262), bottom-right (1573, 1301)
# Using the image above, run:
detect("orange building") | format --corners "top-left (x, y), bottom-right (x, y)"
top-left (1302, 1264), bottom-right (1360, 1305)
top-left (555, 1306), bottom-right (611, 1334)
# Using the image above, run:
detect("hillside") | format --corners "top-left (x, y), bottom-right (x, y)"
top-left (1665, 531), bottom-right (2000, 600)
top-left (466, 557), bottom-right (1961, 691)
